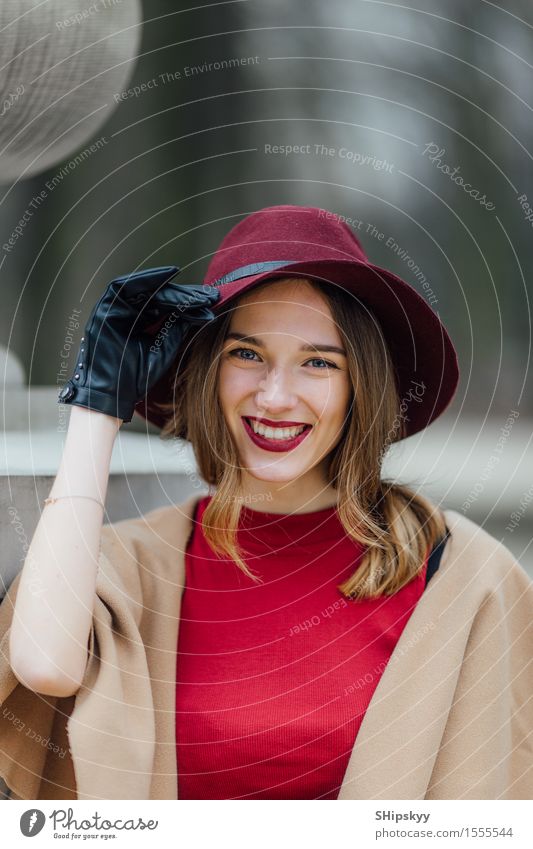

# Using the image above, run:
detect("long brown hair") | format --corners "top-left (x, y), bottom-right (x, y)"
top-left (154, 276), bottom-right (447, 600)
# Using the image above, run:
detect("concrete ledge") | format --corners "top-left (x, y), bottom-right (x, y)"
top-left (0, 429), bottom-right (198, 475)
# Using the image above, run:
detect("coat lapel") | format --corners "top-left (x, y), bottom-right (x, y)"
top-left (337, 509), bottom-right (488, 798)
top-left (146, 494), bottom-right (198, 799)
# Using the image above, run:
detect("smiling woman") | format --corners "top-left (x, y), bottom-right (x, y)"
top-left (1, 204), bottom-right (531, 802)
top-left (154, 272), bottom-right (447, 600)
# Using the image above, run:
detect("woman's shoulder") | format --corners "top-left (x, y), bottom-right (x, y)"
top-left (441, 508), bottom-right (532, 593)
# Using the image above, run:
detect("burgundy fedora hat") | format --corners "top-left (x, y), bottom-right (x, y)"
top-left (135, 204), bottom-right (459, 438)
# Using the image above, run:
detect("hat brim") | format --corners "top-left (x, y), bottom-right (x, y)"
top-left (135, 258), bottom-right (459, 438)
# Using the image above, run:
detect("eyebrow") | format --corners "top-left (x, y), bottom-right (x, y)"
top-left (225, 332), bottom-right (346, 356)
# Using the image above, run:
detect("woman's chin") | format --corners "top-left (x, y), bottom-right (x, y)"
top-left (240, 454), bottom-right (307, 483)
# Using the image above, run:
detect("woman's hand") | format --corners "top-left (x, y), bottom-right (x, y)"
top-left (57, 265), bottom-right (220, 422)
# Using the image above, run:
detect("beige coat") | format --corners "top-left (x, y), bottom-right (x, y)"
top-left (1, 494), bottom-right (532, 800)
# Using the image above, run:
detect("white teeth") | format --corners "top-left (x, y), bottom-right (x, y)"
top-left (248, 419), bottom-right (307, 440)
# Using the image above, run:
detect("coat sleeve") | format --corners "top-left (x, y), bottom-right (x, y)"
top-left (0, 567), bottom-right (77, 799)
top-left (426, 551), bottom-right (533, 799)
top-left (0, 516), bottom-right (146, 800)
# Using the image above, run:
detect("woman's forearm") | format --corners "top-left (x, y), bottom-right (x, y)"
top-left (8, 405), bottom-right (122, 697)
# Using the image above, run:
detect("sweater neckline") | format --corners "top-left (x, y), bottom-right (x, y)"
top-left (197, 495), bottom-right (355, 547)
top-left (238, 499), bottom-right (344, 546)
top-left (240, 501), bottom-right (338, 519)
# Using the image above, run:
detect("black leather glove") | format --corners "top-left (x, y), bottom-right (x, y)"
top-left (57, 265), bottom-right (220, 423)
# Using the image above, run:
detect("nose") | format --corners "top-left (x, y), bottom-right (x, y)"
top-left (254, 366), bottom-right (298, 414)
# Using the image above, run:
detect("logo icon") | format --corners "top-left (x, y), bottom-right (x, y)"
top-left (20, 809), bottom-right (46, 836)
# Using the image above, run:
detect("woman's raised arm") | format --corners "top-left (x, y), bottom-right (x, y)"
top-left (7, 266), bottom-right (219, 698)
top-left (9, 405), bottom-right (121, 697)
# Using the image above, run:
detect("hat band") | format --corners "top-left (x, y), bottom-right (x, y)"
top-left (211, 260), bottom-right (298, 288)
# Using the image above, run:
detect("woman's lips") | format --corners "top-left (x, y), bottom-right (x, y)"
top-left (241, 417), bottom-right (312, 453)
top-left (246, 415), bottom-right (310, 427)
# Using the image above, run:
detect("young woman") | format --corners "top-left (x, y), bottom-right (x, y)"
top-left (1, 205), bottom-right (532, 801)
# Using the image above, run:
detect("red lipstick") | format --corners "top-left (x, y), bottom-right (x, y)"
top-left (242, 417), bottom-right (312, 453)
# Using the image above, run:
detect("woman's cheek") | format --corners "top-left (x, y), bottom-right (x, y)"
top-left (219, 362), bottom-right (253, 405)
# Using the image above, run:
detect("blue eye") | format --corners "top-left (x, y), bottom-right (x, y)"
top-left (307, 357), bottom-right (337, 369)
top-left (229, 348), bottom-right (338, 369)
top-left (230, 347), bottom-right (259, 361)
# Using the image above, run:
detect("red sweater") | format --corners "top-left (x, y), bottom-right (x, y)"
top-left (175, 495), bottom-right (429, 799)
